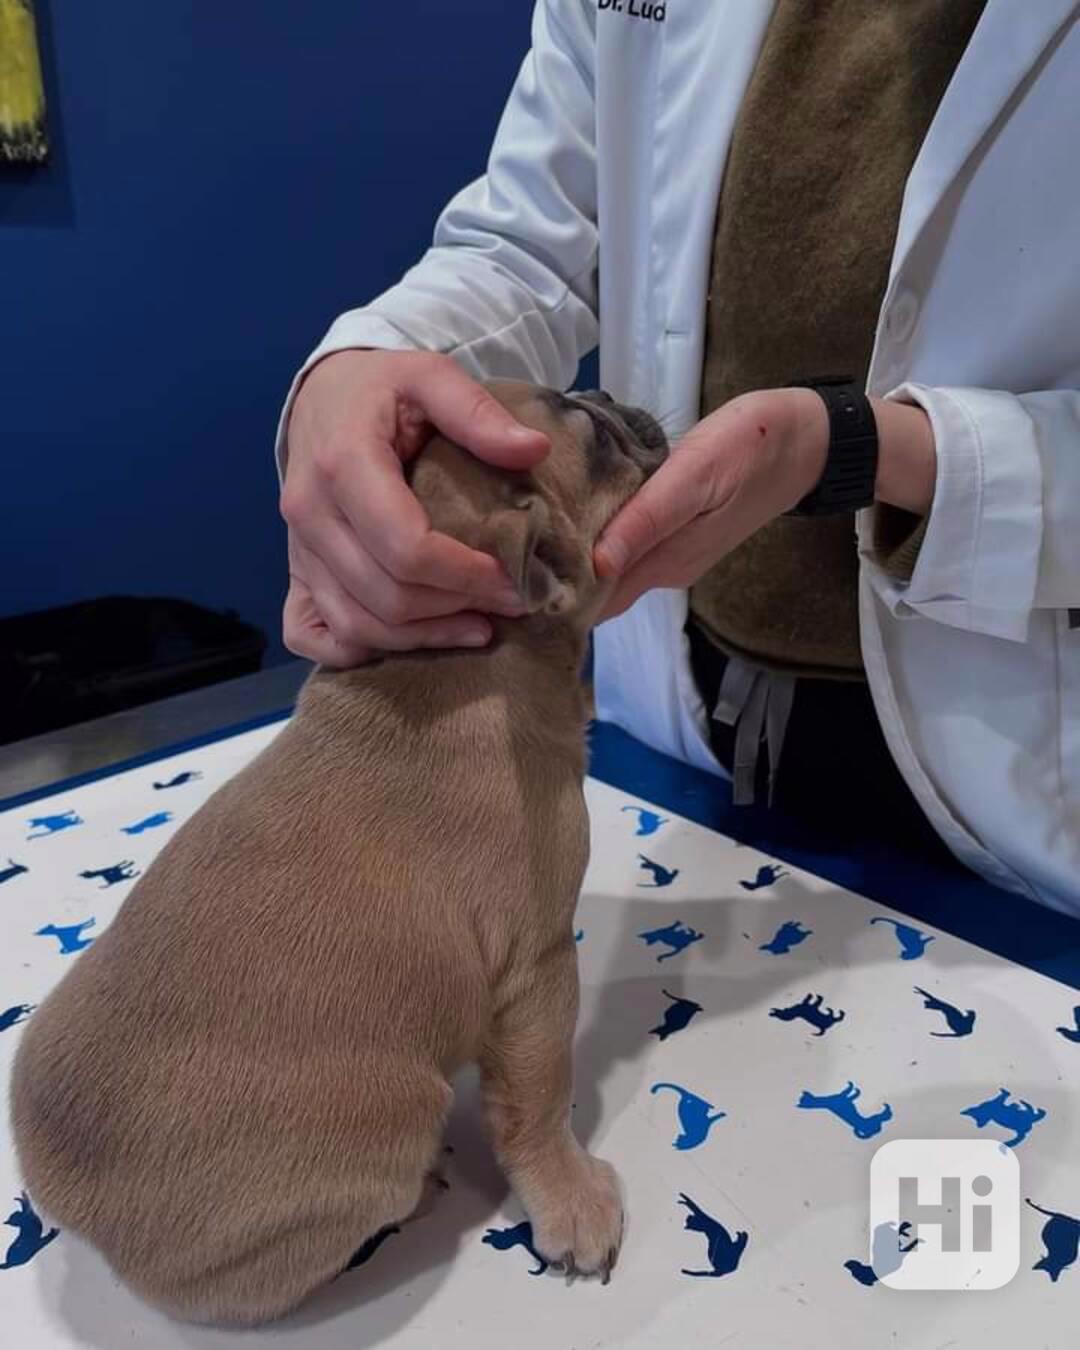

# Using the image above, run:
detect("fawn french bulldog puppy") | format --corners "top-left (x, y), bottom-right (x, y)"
top-left (11, 380), bottom-right (667, 1325)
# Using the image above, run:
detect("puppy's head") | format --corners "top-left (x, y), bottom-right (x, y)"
top-left (411, 379), bottom-right (668, 626)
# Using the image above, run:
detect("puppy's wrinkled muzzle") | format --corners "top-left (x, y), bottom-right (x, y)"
top-left (576, 389), bottom-right (668, 474)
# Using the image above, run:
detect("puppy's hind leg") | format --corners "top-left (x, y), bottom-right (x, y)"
top-left (480, 942), bottom-right (622, 1283)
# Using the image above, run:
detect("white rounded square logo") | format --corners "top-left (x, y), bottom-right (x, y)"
top-left (868, 1139), bottom-right (1020, 1290)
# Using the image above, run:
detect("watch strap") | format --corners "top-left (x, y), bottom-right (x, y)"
top-left (787, 378), bottom-right (879, 517)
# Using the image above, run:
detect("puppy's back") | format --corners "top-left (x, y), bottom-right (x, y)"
top-left (10, 711), bottom-right (486, 1322)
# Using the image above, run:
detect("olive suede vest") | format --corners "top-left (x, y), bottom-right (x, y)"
top-left (692, 0), bottom-right (986, 679)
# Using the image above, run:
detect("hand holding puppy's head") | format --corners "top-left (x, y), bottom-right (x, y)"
top-left (412, 380), bottom-right (668, 626)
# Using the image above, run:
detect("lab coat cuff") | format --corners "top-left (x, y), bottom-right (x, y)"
top-left (860, 383), bottom-right (1042, 643)
top-left (272, 314), bottom-right (422, 483)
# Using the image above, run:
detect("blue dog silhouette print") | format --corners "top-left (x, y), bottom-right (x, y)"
top-left (79, 860), bottom-right (139, 888)
top-left (121, 811), bottom-right (173, 835)
top-left (769, 992), bottom-right (845, 1037)
top-left (914, 986), bottom-right (976, 1038)
top-left (759, 920), bottom-right (812, 955)
top-left (845, 1221), bottom-right (920, 1287)
top-left (740, 864), bottom-right (788, 892)
top-left (0, 1004), bottom-right (34, 1033)
top-left (961, 1088), bottom-right (1046, 1148)
top-left (622, 805), bottom-right (667, 837)
top-left (677, 1194), bottom-right (748, 1278)
top-left (26, 811), bottom-right (82, 840)
top-left (1057, 1006), bottom-right (1080, 1044)
top-left (345, 1224), bottom-right (400, 1271)
top-left (797, 1082), bottom-right (893, 1140)
top-left (0, 1194), bottom-right (58, 1271)
top-left (36, 918), bottom-right (96, 956)
top-left (638, 920), bottom-right (704, 963)
top-left (0, 859), bottom-right (28, 885)
top-left (1026, 1198), bottom-right (1079, 1283)
top-left (651, 1083), bottom-right (726, 1151)
top-left (649, 989), bottom-right (704, 1042)
top-left (845, 1258), bottom-right (879, 1287)
top-left (637, 854), bottom-right (679, 888)
top-left (482, 1221), bottom-right (549, 1276)
top-left (870, 916), bottom-right (935, 961)
top-left (153, 770), bottom-right (202, 789)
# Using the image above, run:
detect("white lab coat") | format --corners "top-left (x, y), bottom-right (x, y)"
top-left (281, 0), bottom-right (1080, 914)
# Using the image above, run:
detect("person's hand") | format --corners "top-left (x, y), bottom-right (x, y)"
top-left (281, 350), bottom-right (549, 665)
top-left (594, 387), bottom-right (936, 618)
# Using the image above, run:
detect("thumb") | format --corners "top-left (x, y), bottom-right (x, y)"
top-left (403, 358), bottom-right (550, 470)
top-left (594, 460), bottom-right (694, 578)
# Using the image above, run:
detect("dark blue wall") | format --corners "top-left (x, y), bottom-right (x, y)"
top-left (2, 1), bottom-right (533, 664)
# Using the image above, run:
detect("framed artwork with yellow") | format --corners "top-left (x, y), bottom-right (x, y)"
top-left (0, 0), bottom-right (48, 164)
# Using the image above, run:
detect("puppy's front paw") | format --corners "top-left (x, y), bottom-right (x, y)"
top-left (527, 1152), bottom-right (623, 1284)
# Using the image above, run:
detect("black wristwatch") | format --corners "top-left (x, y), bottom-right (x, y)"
top-left (787, 377), bottom-right (879, 517)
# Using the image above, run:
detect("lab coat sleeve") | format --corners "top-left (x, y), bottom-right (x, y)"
top-left (861, 383), bottom-right (1080, 642)
top-left (274, 0), bottom-right (598, 470)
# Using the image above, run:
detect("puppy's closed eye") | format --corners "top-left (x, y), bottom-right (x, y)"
top-left (579, 410), bottom-right (626, 482)
top-left (589, 414), bottom-right (618, 448)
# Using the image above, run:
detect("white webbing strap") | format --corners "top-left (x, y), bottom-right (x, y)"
top-left (712, 655), bottom-right (796, 806)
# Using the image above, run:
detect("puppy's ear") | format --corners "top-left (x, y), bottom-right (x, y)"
top-left (487, 494), bottom-right (574, 615)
